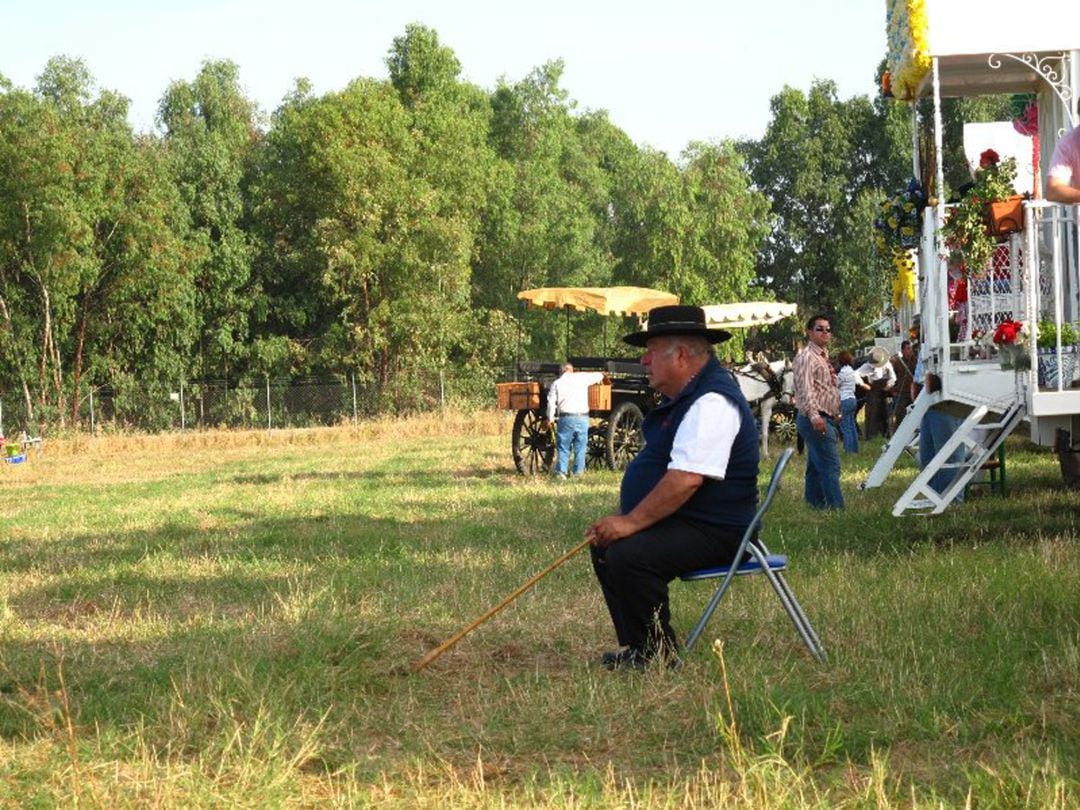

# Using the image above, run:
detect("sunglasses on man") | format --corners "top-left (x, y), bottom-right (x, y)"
top-left (813, 326), bottom-right (832, 333)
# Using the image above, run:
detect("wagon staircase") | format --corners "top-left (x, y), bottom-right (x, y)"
top-left (869, 397), bottom-right (1024, 516)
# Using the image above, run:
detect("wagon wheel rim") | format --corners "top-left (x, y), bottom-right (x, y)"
top-left (585, 423), bottom-right (607, 469)
top-left (512, 409), bottom-right (554, 475)
top-left (606, 402), bottom-right (644, 470)
top-left (771, 411), bottom-right (798, 443)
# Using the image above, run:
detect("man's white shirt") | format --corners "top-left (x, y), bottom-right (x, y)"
top-left (668, 393), bottom-right (741, 480)
top-left (546, 371), bottom-right (605, 421)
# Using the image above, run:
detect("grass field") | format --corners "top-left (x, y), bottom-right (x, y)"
top-left (0, 413), bottom-right (1077, 807)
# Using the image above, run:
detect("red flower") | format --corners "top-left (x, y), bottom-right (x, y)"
top-left (992, 319), bottom-right (1023, 344)
top-left (979, 149), bottom-right (1000, 169)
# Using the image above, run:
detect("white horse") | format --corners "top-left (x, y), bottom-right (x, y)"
top-left (732, 354), bottom-right (795, 454)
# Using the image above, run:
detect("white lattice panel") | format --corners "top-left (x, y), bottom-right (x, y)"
top-left (965, 238), bottom-right (1026, 342)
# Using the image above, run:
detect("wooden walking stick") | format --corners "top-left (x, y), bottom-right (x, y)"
top-left (411, 537), bottom-right (591, 672)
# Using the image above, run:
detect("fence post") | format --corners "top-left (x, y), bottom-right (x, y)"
top-left (180, 381), bottom-right (186, 432)
top-left (351, 373), bottom-right (358, 427)
top-left (89, 387), bottom-right (95, 435)
top-left (266, 375), bottom-right (272, 431)
top-left (0, 398), bottom-right (3, 435)
top-left (439, 369), bottom-right (446, 409)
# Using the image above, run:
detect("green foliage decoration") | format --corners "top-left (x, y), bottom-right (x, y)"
top-left (943, 149), bottom-right (1018, 275)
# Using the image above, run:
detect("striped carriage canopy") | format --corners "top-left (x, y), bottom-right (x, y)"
top-left (701, 301), bottom-right (798, 329)
top-left (516, 286), bottom-right (679, 316)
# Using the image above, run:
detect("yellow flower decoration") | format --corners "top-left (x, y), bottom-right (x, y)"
top-left (886, 0), bottom-right (930, 101)
top-left (891, 248), bottom-right (917, 308)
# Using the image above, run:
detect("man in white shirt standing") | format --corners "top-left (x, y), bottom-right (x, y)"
top-left (546, 363), bottom-right (605, 478)
top-left (855, 346), bottom-right (898, 440)
top-left (1045, 126), bottom-right (1080, 204)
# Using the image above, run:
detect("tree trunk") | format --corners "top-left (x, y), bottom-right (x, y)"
top-left (71, 313), bottom-right (88, 426)
top-left (0, 292), bottom-right (35, 423)
top-left (36, 282), bottom-right (66, 427)
top-left (38, 284), bottom-right (51, 407)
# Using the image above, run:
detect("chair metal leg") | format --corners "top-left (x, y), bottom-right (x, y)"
top-left (754, 538), bottom-right (825, 656)
top-left (680, 448), bottom-right (826, 661)
top-left (684, 567), bottom-right (739, 653)
top-left (747, 543), bottom-right (827, 662)
top-left (767, 570), bottom-right (827, 661)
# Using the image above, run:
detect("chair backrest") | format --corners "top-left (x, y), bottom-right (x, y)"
top-left (741, 447), bottom-right (795, 547)
top-left (682, 446), bottom-right (825, 659)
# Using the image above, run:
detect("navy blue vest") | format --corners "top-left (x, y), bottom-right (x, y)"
top-left (619, 356), bottom-right (759, 530)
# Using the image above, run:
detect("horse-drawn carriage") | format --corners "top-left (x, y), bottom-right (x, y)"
top-left (497, 287), bottom-right (675, 474)
top-left (497, 288), bottom-right (799, 474)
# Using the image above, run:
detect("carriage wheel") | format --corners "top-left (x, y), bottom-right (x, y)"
top-left (585, 423), bottom-right (608, 469)
top-left (512, 409), bottom-right (554, 475)
top-left (605, 401), bottom-right (644, 470)
top-left (771, 410), bottom-right (798, 444)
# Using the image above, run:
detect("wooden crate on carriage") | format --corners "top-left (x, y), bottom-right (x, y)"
top-left (588, 383), bottom-right (612, 411)
top-left (496, 381), bottom-right (540, 410)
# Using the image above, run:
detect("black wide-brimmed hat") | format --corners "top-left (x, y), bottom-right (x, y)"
top-left (622, 305), bottom-right (733, 348)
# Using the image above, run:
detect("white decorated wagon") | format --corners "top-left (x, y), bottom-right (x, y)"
top-left (865, 0), bottom-right (1080, 512)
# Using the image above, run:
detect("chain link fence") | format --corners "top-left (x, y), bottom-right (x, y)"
top-left (0, 367), bottom-right (510, 437)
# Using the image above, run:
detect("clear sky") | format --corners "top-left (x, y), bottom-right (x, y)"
top-left (2, 0), bottom-right (887, 158)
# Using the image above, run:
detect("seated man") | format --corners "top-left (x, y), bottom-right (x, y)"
top-left (586, 306), bottom-right (760, 670)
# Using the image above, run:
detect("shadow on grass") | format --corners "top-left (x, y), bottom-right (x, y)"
top-left (0, 490), bottom-right (605, 743)
top-left (230, 466), bottom-right (508, 486)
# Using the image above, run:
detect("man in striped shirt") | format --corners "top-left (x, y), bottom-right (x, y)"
top-left (792, 314), bottom-right (844, 509)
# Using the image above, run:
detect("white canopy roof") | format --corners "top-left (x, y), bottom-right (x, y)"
top-left (922, 0), bottom-right (1079, 58)
top-left (700, 302), bottom-right (798, 329)
top-left (889, 0), bottom-right (1080, 99)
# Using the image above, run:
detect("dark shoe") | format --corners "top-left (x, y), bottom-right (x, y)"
top-left (599, 648), bottom-right (627, 667)
top-left (603, 648), bottom-right (647, 672)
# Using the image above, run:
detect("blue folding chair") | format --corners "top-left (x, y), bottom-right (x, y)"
top-left (680, 447), bottom-right (826, 661)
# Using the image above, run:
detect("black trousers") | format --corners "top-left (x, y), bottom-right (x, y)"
top-left (863, 380), bottom-right (890, 439)
top-left (590, 515), bottom-right (744, 655)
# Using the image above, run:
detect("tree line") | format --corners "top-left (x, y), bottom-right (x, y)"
top-left (2, 24), bottom-right (997, 429)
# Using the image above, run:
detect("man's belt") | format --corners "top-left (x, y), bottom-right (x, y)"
top-left (559, 412), bottom-right (589, 416)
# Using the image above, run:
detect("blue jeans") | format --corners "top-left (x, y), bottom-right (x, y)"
top-left (840, 398), bottom-right (859, 453)
top-left (555, 415), bottom-right (590, 476)
top-left (919, 407), bottom-right (965, 497)
top-left (796, 413), bottom-right (845, 509)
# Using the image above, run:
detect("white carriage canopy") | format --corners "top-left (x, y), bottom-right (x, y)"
top-left (701, 302), bottom-right (798, 329)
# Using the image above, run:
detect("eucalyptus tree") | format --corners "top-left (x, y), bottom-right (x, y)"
top-left (678, 140), bottom-right (771, 305)
top-left (385, 25), bottom-right (517, 373)
top-left (158, 59), bottom-right (260, 382)
top-left (250, 76), bottom-right (476, 399)
top-left (0, 57), bottom-right (193, 426)
top-left (477, 61), bottom-right (615, 358)
top-left (743, 80), bottom-right (910, 343)
top-left (582, 126), bottom-right (768, 305)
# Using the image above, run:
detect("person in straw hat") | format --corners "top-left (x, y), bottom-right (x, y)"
top-left (855, 346), bottom-right (897, 440)
top-left (586, 305), bottom-right (759, 671)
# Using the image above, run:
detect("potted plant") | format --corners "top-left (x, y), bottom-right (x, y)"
top-left (992, 318), bottom-right (1031, 370)
top-left (943, 149), bottom-right (1021, 276)
top-left (1036, 320), bottom-right (1079, 388)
